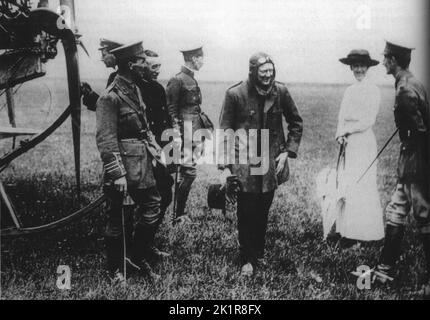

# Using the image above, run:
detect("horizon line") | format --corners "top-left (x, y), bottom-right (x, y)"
top-left (42, 76), bottom-right (395, 87)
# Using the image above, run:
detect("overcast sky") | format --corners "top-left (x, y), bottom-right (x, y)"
top-left (45, 0), bottom-right (428, 85)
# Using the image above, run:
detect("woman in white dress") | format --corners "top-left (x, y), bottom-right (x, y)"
top-left (335, 49), bottom-right (385, 244)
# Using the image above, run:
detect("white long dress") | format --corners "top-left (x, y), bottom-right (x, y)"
top-left (335, 77), bottom-right (385, 241)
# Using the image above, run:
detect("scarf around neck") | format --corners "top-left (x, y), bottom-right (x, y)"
top-left (255, 81), bottom-right (275, 97)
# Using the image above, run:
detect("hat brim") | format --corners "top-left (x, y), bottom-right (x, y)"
top-left (339, 57), bottom-right (379, 67)
top-left (134, 53), bottom-right (147, 59)
top-left (180, 47), bottom-right (203, 57)
top-left (114, 52), bottom-right (146, 61)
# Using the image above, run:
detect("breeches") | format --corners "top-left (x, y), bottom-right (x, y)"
top-left (175, 142), bottom-right (199, 215)
top-left (177, 138), bottom-right (203, 196)
top-left (236, 191), bottom-right (275, 263)
top-left (386, 183), bottom-right (430, 234)
top-left (104, 186), bottom-right (161, 239)
top-left (153, 164), bottom-right (174, 214)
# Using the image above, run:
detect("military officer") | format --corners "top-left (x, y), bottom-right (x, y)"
top-left (86, 47), bottom-right (172, 258)
top-left (218, 52), bottom-right (303, 276)
top-left (81, 38), bottom-right (123, 111)
top-left (136, 49), bottom-right (174, 239)
top-left (166, 45), bottom-right (214, 224)
top-left (96, 42), bottom-right (164, 281)
top-left (375, 41), bottom-right (430, 299)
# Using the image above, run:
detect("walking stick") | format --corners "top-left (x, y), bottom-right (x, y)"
top-left (356, 128), bottom-right (399, 184)
top-left (172, 165), bottom-right (180, 222)
top-left (121, 193), bottom-right (134, 286)
top-left (121, 204), bottom-right (127, 286)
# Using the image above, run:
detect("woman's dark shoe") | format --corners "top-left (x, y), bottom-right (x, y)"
top-left (326, 233), bottom-right (341, 246)
top-left (340, 237), bottom-right (359, 249)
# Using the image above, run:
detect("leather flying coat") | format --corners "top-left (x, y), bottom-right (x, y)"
top-left (219, 80), bottom-right (303, 193)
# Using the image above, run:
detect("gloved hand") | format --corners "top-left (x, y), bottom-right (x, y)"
top-left (80, 82), bottom-right (92, 96)
top-left (225, 175), bottom-right (242, 204)
top-left (275, 152), bottom-right (289, 176)
top-left (336, 136), bottom-right (348, 146)
top-left (114, 176), bottom-right (127, 195)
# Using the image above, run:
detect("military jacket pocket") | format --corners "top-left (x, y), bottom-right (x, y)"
top-left (183, 85), bottom-right (202, 105)
top-left (397, 142), bottom-right (426, 182)
top-left (268, 107), bottom-right (283, 126)
top-left (267, 107), bottom-right (285, 151)
top-left (119, 141), bottom-right (145, 187)
top-left (118, 108), bottom-right (142, 137)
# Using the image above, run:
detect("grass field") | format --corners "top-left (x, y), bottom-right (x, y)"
top-left (1, 78), bottom-right (428, 300)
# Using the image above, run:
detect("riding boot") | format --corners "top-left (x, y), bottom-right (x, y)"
top-left (133, 224), bottom-right (157, 261)
top-left (175, 197), bottom-right (187, 219)
top-left (175, 176), bottom-right (195, 218)
top-left (105, 236), bottom-right (123, 276)
top-left (132, 224), bottom-right (160, 279)
top-left (380, 224), bottom-right (405, 269)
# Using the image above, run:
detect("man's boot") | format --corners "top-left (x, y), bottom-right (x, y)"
top-left (132, 224), bottom-right (160, 280)
top-left (158, 170), bottom-right (174, 220)
top-left (375, 225), bottom-right (405, 282)
top-left (421, 233), bottom-right (430, 299)
top-left (139, 221), bottom-right (171, 260)
top-left (105, 236), bottom-right (124, 279)
top-left (174, 176), bottom-right (195, 223)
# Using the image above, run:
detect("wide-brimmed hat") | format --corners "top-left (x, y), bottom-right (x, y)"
top-left (339, 49), bottom-right (379, 67)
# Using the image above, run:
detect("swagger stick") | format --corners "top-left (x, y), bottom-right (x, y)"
top-left (172, 165), bottom-right (180, 222)
top-left (121, 204), bottom-right (127, 286)
top-left (356, 129), bottom-right (399, 184)
top-left (121, 193), bottom-right (134, 286)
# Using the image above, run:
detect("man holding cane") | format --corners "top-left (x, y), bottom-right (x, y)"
top-left (166, 44), bottom-right (213, 224)
top-left (96, 42), bottom-right (163, 282)
top-left (374, 41), bottom-right (430, 299)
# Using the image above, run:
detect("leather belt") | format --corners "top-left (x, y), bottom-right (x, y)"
top-left (120, 129), bottom-right (149, 141)
top-left (399, 129), bottom-right (426, 140)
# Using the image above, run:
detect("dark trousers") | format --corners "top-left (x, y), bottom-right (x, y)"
top-left (175, 164), bottom-right (197, 218)
top-left (104, 186), bottom-right (161, 274)
top-left (153, 164), bottom-right (174, 218)
top-left (236, 191), bottom-right (275, 265)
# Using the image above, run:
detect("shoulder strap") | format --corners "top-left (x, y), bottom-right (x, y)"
top-left (106, 81), bottom-right (116, 93)
top-left (114, 86), bottom-right (141, 115)
top-left (117, 85), bottom-right (151, 132)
